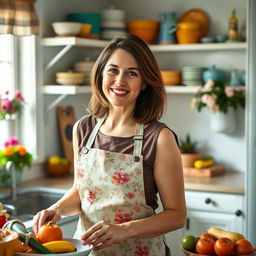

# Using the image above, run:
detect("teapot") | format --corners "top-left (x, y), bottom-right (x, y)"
top-left (159, 12), bottom-right (177, 44)
top-left (202, 65), bottom-right (226, 83)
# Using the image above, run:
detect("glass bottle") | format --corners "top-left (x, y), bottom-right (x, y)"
top-left (228, 8), bottom-right (239, 41)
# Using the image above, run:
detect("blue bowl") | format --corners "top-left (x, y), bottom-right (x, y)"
top-left (215, 34), bottom-right (228, 43)
top-left (67, 13), bottom-right (101, 35)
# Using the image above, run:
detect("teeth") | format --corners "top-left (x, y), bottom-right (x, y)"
top-left (112, 89), bottom-right (127, 94)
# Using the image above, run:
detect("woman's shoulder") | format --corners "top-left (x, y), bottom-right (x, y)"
top-left (77, 114), bottom-right (97, 130)
top-left (145, 120), bottom-right (179, 145)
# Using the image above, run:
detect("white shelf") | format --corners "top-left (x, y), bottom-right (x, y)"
top-left (42, 85), bottom-right (91, 94)
top-left (42, 85), bottom-right (196, 95)
top-left (42, 37), bottom-right (247, 52)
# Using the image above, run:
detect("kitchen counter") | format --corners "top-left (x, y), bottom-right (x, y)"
top-left (0, 171), bottom-right (244, 196)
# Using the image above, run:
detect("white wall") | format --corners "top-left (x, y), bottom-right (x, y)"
top-left (37, 0), bottom-right (247, 173)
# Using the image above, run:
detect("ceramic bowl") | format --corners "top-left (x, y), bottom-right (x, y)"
top-left (161, 70), bottom-right (181, 85)
top-left (0, 229), bottom-right (19, 256)
top-left (15, 238), bottom-right (93, 256)
top-left (101, 8), bottom-right (125, 22)
top-left (177, 22), bottom-right (201, 44)
top-left (127, 20), bottom-right (160, 43)
top-left (79, 23), bottom-right (92, 37)
top-left (56, 71), bottom-right (85, 85)
top-left (44, 162), bottom-right (70, 177)
top-left (52, 22), bottom-right (82, 36)
top-left (200, 36), bottom-right (215, 43)
top-left (215, 34), bottom-right (228, 43)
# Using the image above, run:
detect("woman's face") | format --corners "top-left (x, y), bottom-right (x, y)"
top-left (102, 49), bottom-right (144, 110)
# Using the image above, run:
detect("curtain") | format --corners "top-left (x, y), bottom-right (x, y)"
top-left (0, 0), bottom-right (39, 36)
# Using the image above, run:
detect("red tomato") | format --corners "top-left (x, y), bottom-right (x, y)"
top-left (234, 239), bottom-right (254, 255)
top-left (200, 233), bottom-right (217, 241)
top-left (196, 237), bottom-right (215, 255)
top-left (214, 237), bottom-right (234, 256)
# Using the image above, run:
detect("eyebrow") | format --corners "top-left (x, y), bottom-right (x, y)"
top-left (107, 64), bottom-right (140, 71)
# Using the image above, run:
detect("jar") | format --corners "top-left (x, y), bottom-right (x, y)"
top-left (177, 22), bottom-right (201, 44)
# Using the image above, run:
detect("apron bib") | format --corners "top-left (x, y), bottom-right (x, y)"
top-left (74, 117), bottom-right (167, 256)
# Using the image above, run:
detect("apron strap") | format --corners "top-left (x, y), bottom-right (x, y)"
top-left (133, 123), bottom-right (144, 160)
top-left (85, 116), bottom-right (105, 150)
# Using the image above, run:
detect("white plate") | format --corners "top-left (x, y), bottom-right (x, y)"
top-left (15, 238), bottom-right (93, 256)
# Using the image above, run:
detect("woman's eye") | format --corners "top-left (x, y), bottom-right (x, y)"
top-left (127, 71), bottom-right (138, 77)
top-left (108, 68), bottom-right (118, 74)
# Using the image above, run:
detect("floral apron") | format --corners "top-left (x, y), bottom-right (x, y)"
top-left (74, 117), bottom-right (168, 256)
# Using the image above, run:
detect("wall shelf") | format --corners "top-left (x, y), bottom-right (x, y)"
top-left (42, 85), bottom-right (196, 95)
top-left (42, 37), bottom-right (247, 52)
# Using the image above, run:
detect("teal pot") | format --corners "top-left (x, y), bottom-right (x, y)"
top-left (203, 65), bottom-right (226, 83)
top-left (67, 13), bottom-right (101, 36)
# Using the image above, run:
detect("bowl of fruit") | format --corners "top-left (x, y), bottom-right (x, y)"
top-left (4, 219), bottom-right (92, 256)
top-left (44, 155), bottom-right (70, 177)
top-left (181, 227), bottom-right (256, 256)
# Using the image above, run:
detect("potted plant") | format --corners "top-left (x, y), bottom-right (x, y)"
top-left (0, 137), bottom-right (32, 186)
top-left (179, 134), bottom-right (201, 168)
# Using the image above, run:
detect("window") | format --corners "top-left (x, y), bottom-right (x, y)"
top-left (0, 35), bottom-right (18, 144)
top-left (0, 35), bottom-right (42, 163)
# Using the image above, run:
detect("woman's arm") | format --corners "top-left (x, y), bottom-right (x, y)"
top-left (81, 127), bottom-right (186, 249)
top-left (123, 127), bottom-right (186, 238)
top-left (33, 121), bottom-right (81, 233)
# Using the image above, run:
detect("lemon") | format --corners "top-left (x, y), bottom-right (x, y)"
top-left (49, 155), bottom-right (61, 165)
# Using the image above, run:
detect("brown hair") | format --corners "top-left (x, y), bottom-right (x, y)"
top-left (87, 34), bottom-right (166, 124)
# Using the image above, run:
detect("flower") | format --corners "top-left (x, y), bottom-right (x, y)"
top-left (0, 90), bottom-right (25, 120)
top-left (191, 79), bottom-right (245, 114)
top-left (0, 137), bottom-right (32, 182)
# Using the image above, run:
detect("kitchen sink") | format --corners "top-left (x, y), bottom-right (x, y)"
top-left (0, 187), bottom-right (66, 222)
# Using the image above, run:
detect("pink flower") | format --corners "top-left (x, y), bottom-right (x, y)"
top-left (4, 137), bottom-right (20, 148)
top-left (77, 167), bottom-right (85, 178)
top-left (15, 90), bottom-right (24, 102)
top-left (134, 245), bottom-right (150, 256)
top-left (195, 85), bottom-right (203, 93)
top-left (112, 171), bottom-right (131, 185)
top-left (114, 213), bottom-right (132, 224)
top-left (225, 87), bottom-right (234, 97)
top-left (87, 190), bottom-right (96, 203)
top-left (126, 192), bottom-right (135, 199)
top-left (201, 94), bottom-right (210, 104)
top-left (210, 105), bottom-right (220, 112)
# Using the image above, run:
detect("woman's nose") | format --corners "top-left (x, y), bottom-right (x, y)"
top-left (115, 73), bottom-right (126, 85)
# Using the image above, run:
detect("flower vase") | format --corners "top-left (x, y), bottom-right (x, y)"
top-left (0, 168), bottom-right (22, 187)
top-left (210, 108), bottom-right (236, 134)
top-left (0, 116), bottom-right (16, 139)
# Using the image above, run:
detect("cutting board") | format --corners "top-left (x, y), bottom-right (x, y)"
top-left (183, 165), bottom-right (225, 177)
top-left (56, 106), bottom-right (76, 173)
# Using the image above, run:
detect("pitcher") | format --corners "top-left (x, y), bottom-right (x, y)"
top-left (159, 12), bottom-right (177, 44)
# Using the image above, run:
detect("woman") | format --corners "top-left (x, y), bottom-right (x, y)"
top-left (33, 34), bottom-right (186, 255)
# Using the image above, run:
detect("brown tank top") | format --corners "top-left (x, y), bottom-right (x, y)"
top-left (77, 114), bottom-right (178, 210)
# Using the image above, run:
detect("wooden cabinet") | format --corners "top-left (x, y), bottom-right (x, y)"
top-left (185, 191), bottom-right (245, 236)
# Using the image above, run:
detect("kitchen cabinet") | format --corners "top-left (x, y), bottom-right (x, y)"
top-left (185, 191), bottom-right (245, 236)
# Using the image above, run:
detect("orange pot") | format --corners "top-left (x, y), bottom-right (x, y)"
top-left (161, 70), bottom-right (181, 85)
top-left (177, 22), bottom-right (201, 44)
top-left (0, 229), bottom-right (19, 256)
top-left (127, 20), bottom-right (160, 43)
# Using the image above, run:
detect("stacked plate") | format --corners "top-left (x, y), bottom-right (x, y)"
top-left (182, 66), bottom-right (204, 86)
top-left (100, 7), bottom-right (127, 40)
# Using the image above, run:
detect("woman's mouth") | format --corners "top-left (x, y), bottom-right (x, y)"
top-left (111, 88), bottom-right (129, 95)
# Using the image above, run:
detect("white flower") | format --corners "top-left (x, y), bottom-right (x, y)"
top-left (204, 79), bottom-right (215, 91)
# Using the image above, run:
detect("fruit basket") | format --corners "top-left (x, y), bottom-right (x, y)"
top-left (0, 229), bottom-right (19, 256)
top-left (181, 247), bottom-right (256, 256)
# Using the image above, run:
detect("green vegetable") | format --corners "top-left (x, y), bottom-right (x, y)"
top-left (182, 235), bottom-right (197, 251)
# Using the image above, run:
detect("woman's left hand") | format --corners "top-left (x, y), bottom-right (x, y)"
top-left (80, 220), bottom-right (128, 251)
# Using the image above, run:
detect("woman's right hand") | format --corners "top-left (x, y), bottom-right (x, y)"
top-left (33, 208), bottom-right (61, 234)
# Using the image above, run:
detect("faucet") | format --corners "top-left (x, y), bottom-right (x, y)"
top-left (6, 161), bottom-right (18, 201)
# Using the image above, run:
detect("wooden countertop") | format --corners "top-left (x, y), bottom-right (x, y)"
top-left (0, 171), bottom-right (244, 196)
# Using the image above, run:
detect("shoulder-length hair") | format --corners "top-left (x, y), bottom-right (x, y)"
top-left (87, 34), bottom-right (166, 124)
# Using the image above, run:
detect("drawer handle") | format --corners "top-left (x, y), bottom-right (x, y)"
top-left (205, 198), bottom-right (212, 204)
top-left (235, 210), bottom-right (243, 217)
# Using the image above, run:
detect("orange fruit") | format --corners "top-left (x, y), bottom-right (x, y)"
top-left (37, 221), bottom-right (63, 243)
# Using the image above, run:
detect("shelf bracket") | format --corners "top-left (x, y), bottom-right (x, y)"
top-left (46, 94), bottom-right (68, 111)
top-left (46, 45), bottom-right (73, 70)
